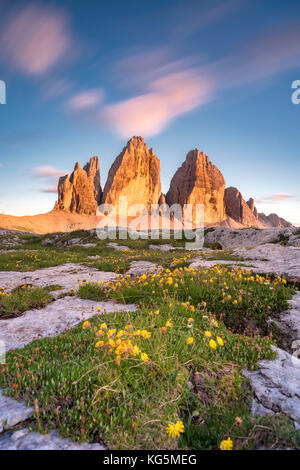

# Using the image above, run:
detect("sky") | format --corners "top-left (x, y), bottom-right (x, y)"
top-left (0, 0), bottom-right (299, 225)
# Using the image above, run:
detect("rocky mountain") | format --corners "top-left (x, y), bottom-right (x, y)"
top-left (54, 156), bottom-right (101, 215)
top-left (224, 187), bottom-right (263, 227)
top-left (102, 136), bottom-right (161, 214)
top-left (258, 212), bottom-right (293, 228)
top-left (46, 137), bottom-right (293, 229)
top-left (246, 198), bottom-right (258, 218)
top-left (224, 186), bottom-right (292, 228)
top-left (166, 150), bottom-right (226, 224)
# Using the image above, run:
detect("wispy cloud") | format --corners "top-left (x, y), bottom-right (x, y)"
top-left (42, 78), bottom-right (73, 101)
top-left (0, 3), bottom-right (74, 76)
top-left (31, 166), bottom-right (67, 178)
top-left (1, 130), bottom-right (45, 148)
top-left (31, 165), bottom-right (67, 194)
top-left (98, 19), bottom-right (300, 138)
top-left (65, 89), bottom-right (105, 112)
top-left (169, 0), bottom-right (243, 39)
top-left (41, 185), bottom-right (57, 194)
top-left (219, 21), bottom-right (300, 88)
top-left (255, 194), bottom-right (294, 204)
top-left (110, 47), bottom-right (187, 88)
top-left (99, 67), bottom-right (214, 138)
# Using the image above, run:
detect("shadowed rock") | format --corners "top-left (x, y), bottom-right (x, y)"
top-left (224, 187), bottom-right (260, 227)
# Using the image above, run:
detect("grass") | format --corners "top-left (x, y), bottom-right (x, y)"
top-left (0, 285), bottom-right (55, 319)
top-left (1, 263), bottom-right (298, 450)
top-left (201, 250), bottom-right (246, 262)
top-left (79, 265), bottom-right (294, 337)
top-left (1, 301), bottom-right (281, 450)
top-left (0, 229), bottom-right (299, 450)
top-left (0, 230), bottom-right (199, 272)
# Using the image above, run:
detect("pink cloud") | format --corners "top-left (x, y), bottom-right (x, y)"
top-left (41, 186), bottom-right (57, 194)
top-left (65, 89), bottom-right (105, 112)
top-left (218, 21), bottom-right (300, 88)
top-left (31, 165), bottom-right (66, 194)
top-left (0, 3), bottom-right (73, 76)
top-left (98, 19), bottom-right (300, 139)
top-left (42, 78), bottom-right (73, 101)
top-left (255, 194), bottom-right (294, 204)
top-left (32, 166), bottom-right (67, 178)
top-left (100, 68), bottom-right (214, 137)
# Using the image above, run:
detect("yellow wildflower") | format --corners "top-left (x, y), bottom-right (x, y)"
top-left (219, 437), bottom-right (233, 450)
top-left (209, 339), bottom-right (217, 349)
top-left (82, 321), bottom-right (91, 330)
top-left (216, 336), bottom-right (224, 346)
top-left (140, 353), bottom-right (149, 363)
top-left (187, 337), bottom-right (194, 345)
top-left (96, 330), bottom-right (105, 337)
top-left (107, 329), bottom-right (116, 337)
top-left (132, 345), bottom-right (141, 356)
top-left (204, 331), bottom-right (212, 337)
top-left (166, 420), bottom-right (185, 439)
top-left (140, 330), bottom-right (151, 339)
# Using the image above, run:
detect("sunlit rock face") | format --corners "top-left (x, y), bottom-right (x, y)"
top-left (102, 136), bottom-right (161, 214)
top-left (224, 187), bottom-right (259, 227)
top-left (166, 150), bottom-right (226, 225)
top-left (54, 156), bottom-right (101, 215)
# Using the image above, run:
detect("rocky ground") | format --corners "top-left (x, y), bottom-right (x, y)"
top-left (0, 226), bottom-right (299, 450)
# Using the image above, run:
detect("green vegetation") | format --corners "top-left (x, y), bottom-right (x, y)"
top-left (0, 229), bottom-right (299, 450)
top-left (1, 300), bottom-right (282, 450)
top-left (0, 231), bottom-right (197, 272)
top-left (0, 285), bottom-right (55, 318)
top-left (201, 249), bottom-right (245, 262)
top-left (1, 263), bottom-right (298, 449)
top-left (79, 265), bottom-right (293, 337)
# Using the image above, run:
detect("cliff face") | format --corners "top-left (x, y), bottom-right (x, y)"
top-left (51, 138), bottom-right (293, 228)
top-left (102, 136), bottom-right (161, 213)
top-left (224, 187), bottom-right (293, 228)
top-left (166, 150), bottom-right (226, 224)
top-left (54, 156), bottom-right (101, 215)
top-left (224, 187), bottom-right (259, 227)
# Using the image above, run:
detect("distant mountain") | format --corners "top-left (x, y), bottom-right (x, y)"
top-left (0, 136), bottom-right (293, 233)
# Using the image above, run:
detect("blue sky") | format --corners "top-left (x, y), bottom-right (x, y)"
top-left (0, 0), bottom-right (299, 224)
